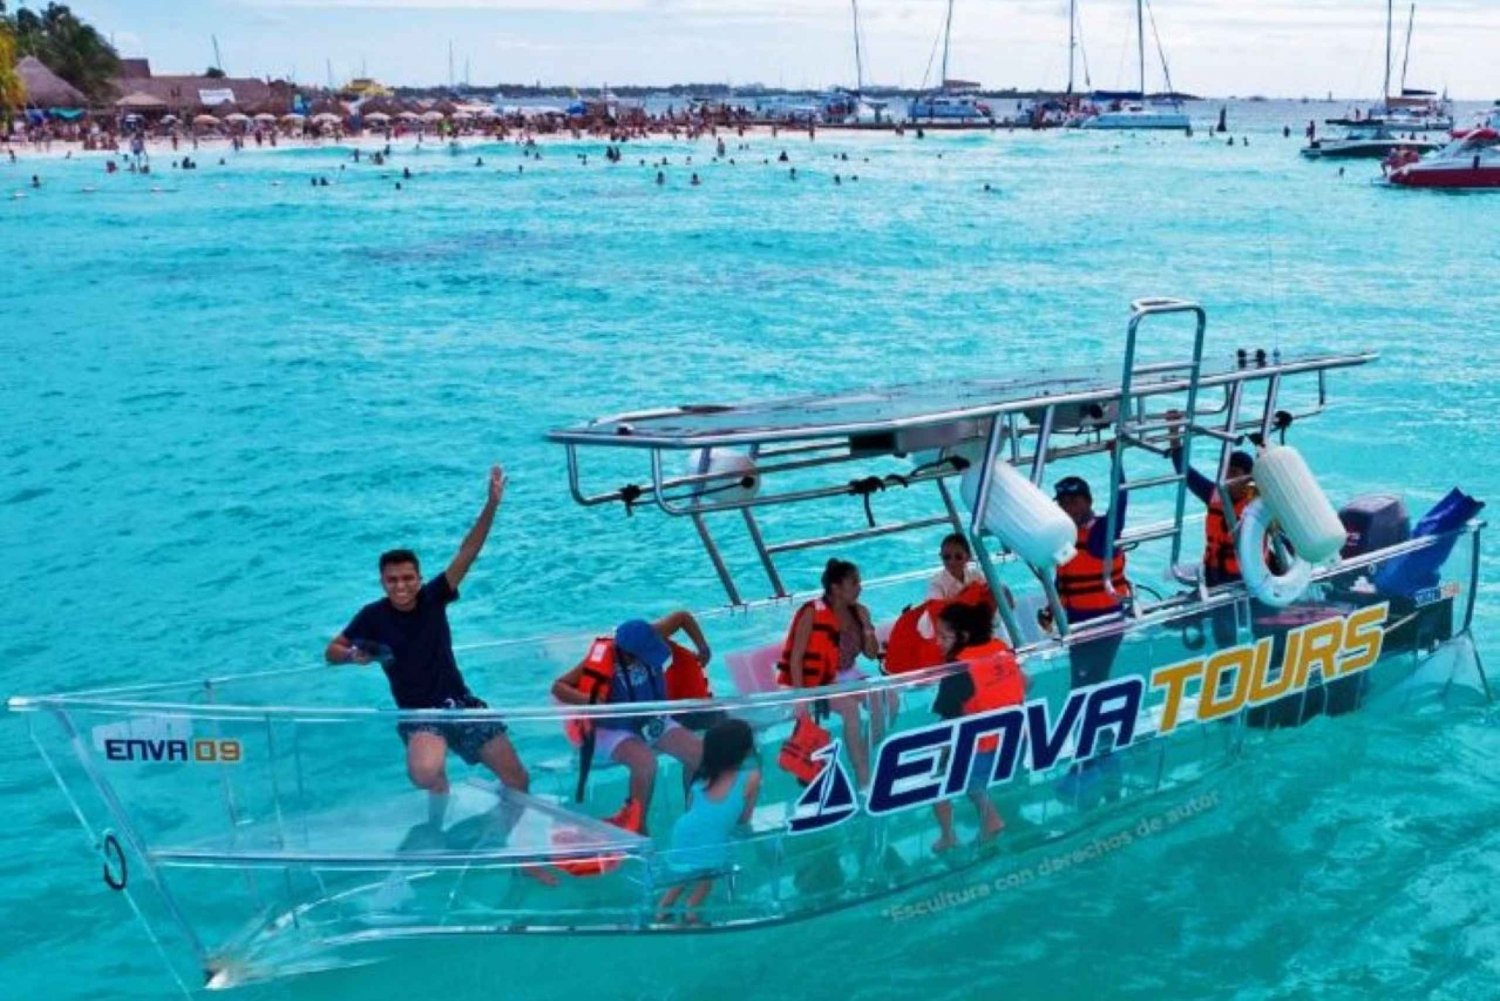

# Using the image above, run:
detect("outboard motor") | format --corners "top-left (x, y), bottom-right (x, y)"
top-left (1338, 493), bottom-right (1410, 558)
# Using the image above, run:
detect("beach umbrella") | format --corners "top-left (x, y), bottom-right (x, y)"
top-left (450, 110), bottom-right (474, 121)
top-left (477, 107), bottom-right (502, 120)
top-left (396, 111), bottom-right (420, 121)
top-left (224, 112), bottom-right (252, 124)
top-left (311, 112), bottom-right (343, 125)
top-left (160, 114), bottom-right (179, 124)
top-left (280, 113), bottom-right (305, 123)
top-left (364, 111), bottom-right (391, 123)
top-left (419, 110), bottom-right (445, 123)
top-left (193, 114), bottom-right (222, 127)
top-left (253, 113), bottom-right (278, 124)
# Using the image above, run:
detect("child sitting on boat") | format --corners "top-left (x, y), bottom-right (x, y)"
top-left (930, 602), bottom-right (1024, 853)
top-left (656, 718), bottom-right (761, 924)
top-left (551, 613), bottom-right (709, 832)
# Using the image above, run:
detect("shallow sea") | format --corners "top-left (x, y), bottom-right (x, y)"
top-left (3, 99), bottom-right (1499, 999)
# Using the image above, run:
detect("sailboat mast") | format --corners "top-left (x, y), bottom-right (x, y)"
top-left (850, 0), bottom-right (865, 93)
top-left (1137, 0), bottom-right (1146, 98)
top-left (1399, 2), bottom-right (1415, 94)
top-left (1067, 0), bottom-right (1076, 94)
top-left (941, 0), bottom-right (954, 89)
top-left (1383, 0), bottom-right (1393, 102)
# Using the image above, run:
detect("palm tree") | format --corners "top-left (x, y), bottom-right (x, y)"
top-left (0, 26), bottom-right (23, 124)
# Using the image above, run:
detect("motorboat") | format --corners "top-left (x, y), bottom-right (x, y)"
top-left (1080, 98), bottom-right (1190, 131)
top-left (10, 299), bottom-right (1488, 990)
top-left (1301, 123), bottom-right (1439, 159)
top-left (1386, 129), bottom-right (1500, 189)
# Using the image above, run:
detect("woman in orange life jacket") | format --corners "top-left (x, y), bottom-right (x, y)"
top-left (1049, 473), bottom-right (1130, 689)
top-left (929, 602), bottom-right (1022, 853)
top-left (552, 612), bottom-right (709, 832)
top-left (776, 558), bottom-right (880, 788)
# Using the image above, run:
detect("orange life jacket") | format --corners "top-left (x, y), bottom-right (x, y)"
top-left (777, 714), bottom-right (833, 784)
top-left (775, 600), bottom-right (842, 688)
top-left (1055, 522), bottom-right (1130, 616)
top-left (958, 639), bottom-right (1026, 752)
top-left (884, 582), bottom-right (999, 675)
top-left (1204, 492), bottom-right (1252, 581)
top-left (564, 637), bottom-right (708, 746)
top-left (550, 798), bottom-right (644, 878)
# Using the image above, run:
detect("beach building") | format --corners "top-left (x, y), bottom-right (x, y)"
top-left (14, 55), bottom-right (87, 114)
top-left (109, 58), bottom-right (293, 116)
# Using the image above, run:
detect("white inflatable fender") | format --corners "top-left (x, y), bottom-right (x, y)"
top-left (684, 449), bottom-right (760, 504)
top-left (1236, 497), bottom-right (1312, 608)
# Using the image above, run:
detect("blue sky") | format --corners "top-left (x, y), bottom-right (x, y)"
top-left (67, 1), bottom-right (1500, 98)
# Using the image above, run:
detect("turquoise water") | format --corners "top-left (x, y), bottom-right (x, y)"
top-left (4, 99), bottom-right (1499, 998)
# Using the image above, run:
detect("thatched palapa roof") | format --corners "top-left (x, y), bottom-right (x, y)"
top-left (16, 55), bottom-right (87, 108)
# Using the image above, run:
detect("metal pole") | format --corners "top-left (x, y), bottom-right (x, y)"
top-left (1137, 0), bottom-right (1146, 100)
top-left (1067, 0), bottom-right (1076, 95)
top-left (941, 0), bottom-right (954, 88)
top-left (851, 0), bottom-right (865, 94)
top-left (1384, 0), bottom-right (1393, 105)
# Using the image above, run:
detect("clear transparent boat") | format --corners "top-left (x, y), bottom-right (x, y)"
top-left (10, 299), bottom-right (1489, 991)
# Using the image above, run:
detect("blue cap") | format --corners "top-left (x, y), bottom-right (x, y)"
top-left (614, 619), bottom-right (671, 670)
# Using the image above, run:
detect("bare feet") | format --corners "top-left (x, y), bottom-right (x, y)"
top-left (931, 835), bottom-right (957, 855)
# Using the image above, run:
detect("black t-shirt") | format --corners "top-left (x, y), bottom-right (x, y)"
top-left (344, 574), bottom-right (471, 709)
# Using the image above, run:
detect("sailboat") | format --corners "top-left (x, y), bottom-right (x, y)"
top-left (908, 0), bottom-right (991, 121)
top-left (1079, 0), bottom-right (1189, 130)
top-left (1328, 2), bottom-right (1452, 132)
top-left (820, 0), bottom-right (887, 124)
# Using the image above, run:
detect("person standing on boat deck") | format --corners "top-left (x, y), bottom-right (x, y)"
top-left (1048, 474), bottom-right (1130, 688)
top-left (930, 602), bottom-right (1021, 853)
top-left (1164, 410), bottom-right (1256, 647)
top-left (326, 465), bottom-right (530, 814)
top-left (551, 614), bottom-right (707, 831)
top-left (775, 559), bottom-right (880, 787)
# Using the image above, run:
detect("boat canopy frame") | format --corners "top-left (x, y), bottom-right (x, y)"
top-left (548, 298), bottom-right (1378, 646)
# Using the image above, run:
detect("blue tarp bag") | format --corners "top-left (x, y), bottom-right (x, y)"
top-left (1372, 488), bottom-right (1484, 596)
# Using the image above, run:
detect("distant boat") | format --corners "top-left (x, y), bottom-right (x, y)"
top-left (908, 0), bottom-right (992, 121)
top-left (1386, 129), bottom-right (1500, 189)
top-left (1329, 3), bottom-right (1453, 132)
top-left (1301, 122), bottom-right (1439, 159)
top-left (1077, 0), bottom-right (1189, 130)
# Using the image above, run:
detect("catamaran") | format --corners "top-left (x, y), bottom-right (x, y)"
top-left (908, 0), bottom-right (991, 122)
top-left (1326, 2), bottom-right (1453, 133)
top-left (10, 299), bottom-right (1487, 990)
top-left (1078, 0), bottom-right (1189, 130)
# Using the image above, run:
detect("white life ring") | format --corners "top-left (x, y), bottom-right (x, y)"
top-left (1236, 497), bottom-right (1312, 608)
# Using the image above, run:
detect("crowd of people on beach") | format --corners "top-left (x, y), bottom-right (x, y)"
top-left (321, 439), bottom-right (1254, 918)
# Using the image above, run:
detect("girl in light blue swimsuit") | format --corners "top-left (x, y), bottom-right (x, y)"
top-left (656, 718), bottom-right (761, 924)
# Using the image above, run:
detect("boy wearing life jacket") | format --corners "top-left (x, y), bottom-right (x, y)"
top-left (1166, 411), bottom-right (1257, 647)
top-left (929, 602), bottom-right (1022, 853)
top-left (1049, 474), bottom-right (1130, 688)
top-left (552, 613), bottom-right (708, 832)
